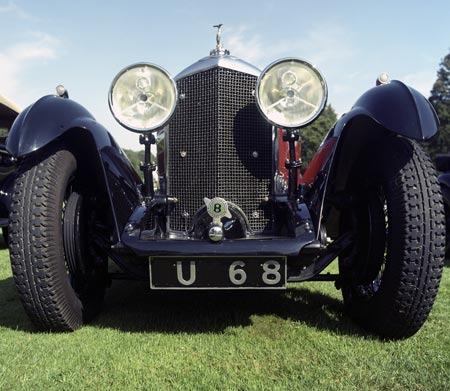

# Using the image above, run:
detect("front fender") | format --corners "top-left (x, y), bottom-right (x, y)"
top-left (6, 95), bottom-right (111, 157)
top-left (334, 80), bottom-right (439, 140)
top-left (6, 95), bottom-right (142, 243)
top-left (307, 81), bottom-right (439, 238)
top-left (329, 80), bottom-right (438, 190)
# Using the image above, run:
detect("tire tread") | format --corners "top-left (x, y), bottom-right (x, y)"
top-left (9, 150), bottom-right (83, 331)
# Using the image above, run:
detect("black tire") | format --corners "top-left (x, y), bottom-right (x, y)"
top-left (8, 149), bottom-right (107, 331)
top-left (339, 135), bottom-right (445, 339)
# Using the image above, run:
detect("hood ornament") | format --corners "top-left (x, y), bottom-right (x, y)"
top-left (210, 24), bottom-right (230, 56)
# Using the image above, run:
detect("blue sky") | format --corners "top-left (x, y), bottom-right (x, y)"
top-left (1, 0), bottom-right (449, 149)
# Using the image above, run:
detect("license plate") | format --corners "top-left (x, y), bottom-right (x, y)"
top-left (149, 256), bottom-right (286, 289)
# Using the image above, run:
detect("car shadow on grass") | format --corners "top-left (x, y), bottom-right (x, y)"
top-left (0, 271), bottom-right (370, 337)
top-left (0, 276), bottom-right (36, 332)
top-left (93, 279), bottom-right (370, 337)
top-left (2, 259), bottom-right (448, 336)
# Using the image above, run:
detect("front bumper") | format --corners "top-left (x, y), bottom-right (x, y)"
top-left (120, 232), bottom-right (317, 257)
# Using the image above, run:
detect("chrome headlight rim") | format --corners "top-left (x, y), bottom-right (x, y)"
top-left (108, 62), bottom-right (178, 133)
top-left (256, 57), bottom-right (328, 129)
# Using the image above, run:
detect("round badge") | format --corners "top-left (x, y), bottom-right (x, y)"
top-left (207, 197), bottom-right (229, 219)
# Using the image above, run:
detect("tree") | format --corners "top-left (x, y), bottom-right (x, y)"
top-left (300, 104), bottom-right (337, 169)
top-left (424, 51), bottom-right (450, 159)
top-left (123, 149), bottom-right (145, 176)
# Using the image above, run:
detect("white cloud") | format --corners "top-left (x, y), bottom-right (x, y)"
top-left (9, 32), bottom-right (59, 60)
top-left (0, 0), bottom-right (34, 20)
top-left (224, 23), bottom-right (355, 70)
top-left (293, 25), bottom-right (355, 67)
top-left (0, 32), bottom-right (59, 102)
top-left (225, 26), bottom-right (280, 67)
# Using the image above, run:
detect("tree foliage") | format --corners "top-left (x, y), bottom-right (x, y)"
top-left (300, 104), bottom-right (337, 169)
top-left (424, 51), bottom-right (450, 159)
top-left (123, 149), bottom-right (145, 175)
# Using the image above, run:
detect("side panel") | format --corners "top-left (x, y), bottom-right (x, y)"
top-left (100, 145), bottom-right (142, 234)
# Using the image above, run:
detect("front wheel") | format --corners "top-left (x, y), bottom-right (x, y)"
top-left (339, 136), bottom-right (445, 339)
top-left (8, 149), bottom-right (107, 331)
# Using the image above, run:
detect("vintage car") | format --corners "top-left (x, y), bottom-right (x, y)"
top-left (0, 94), bottom-right (20, 240)
top-left (4, 26), bottom-right (445, 338)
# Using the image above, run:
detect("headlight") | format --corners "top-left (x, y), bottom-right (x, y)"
top-left (108, 63), bottom-right (177, 132)
top-left (256, 58), bottom-right (327, 129)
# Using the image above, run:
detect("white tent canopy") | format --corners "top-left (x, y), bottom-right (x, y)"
top-left (0, 94), bottom-right (21, 117)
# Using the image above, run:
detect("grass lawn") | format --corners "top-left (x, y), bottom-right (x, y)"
top-left (0, 242), bottom-right (448, 391)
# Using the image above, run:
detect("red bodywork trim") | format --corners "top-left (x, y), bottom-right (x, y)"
top-left (301, 137), bottom-right (337, 185)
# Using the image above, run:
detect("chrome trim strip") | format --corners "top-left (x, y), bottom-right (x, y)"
top-left (176, 55), bottom-right (261, 80)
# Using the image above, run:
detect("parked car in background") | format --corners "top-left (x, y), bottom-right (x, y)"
top-left (0, 95), bottom-right (20, 241)
top-left (3, 26), bottom-right (446, 338)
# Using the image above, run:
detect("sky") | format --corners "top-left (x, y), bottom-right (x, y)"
top-left (0, 0), bottom-right (449, 150)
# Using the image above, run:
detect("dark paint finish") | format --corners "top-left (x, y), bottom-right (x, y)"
top-left (100, 146), bottom-right (142, 235)
top-left (345, 80), bottom-right (439, 140)
top-left (6, 95), bottom-right (111, 157)
top-left (121, 232), bottom-right (317, 257)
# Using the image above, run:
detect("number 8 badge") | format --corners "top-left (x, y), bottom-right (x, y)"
top-left (204, 197), bottom-right (232, 225)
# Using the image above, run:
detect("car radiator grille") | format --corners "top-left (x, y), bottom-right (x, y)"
top-left (167, 67), bottom-right (273, 234)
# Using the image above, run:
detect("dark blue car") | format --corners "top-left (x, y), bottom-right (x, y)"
top-left (2, 27), bottom-right (446, 339)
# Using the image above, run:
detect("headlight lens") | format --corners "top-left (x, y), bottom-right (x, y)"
top-left (109, 63), bottom-right (177, 132)
top-left (256, 58), bottom-right (327, 128)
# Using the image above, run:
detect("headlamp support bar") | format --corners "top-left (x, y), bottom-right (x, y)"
top-left (283, 128), bottom-right (302, 200)
top-left (139, 132), bottom-right (156, 198)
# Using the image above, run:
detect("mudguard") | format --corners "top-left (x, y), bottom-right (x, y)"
top-left (6, 95), bottom-right (142, 241)
top-left (306, 81), bottom-right (439, 238)
top-left (7, 95), bottom-right (112, 156)
top-left (334, 80), bottom-right (439, 140)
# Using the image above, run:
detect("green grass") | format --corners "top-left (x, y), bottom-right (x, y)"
top-left (0, 244), bottom-right (449, 391)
